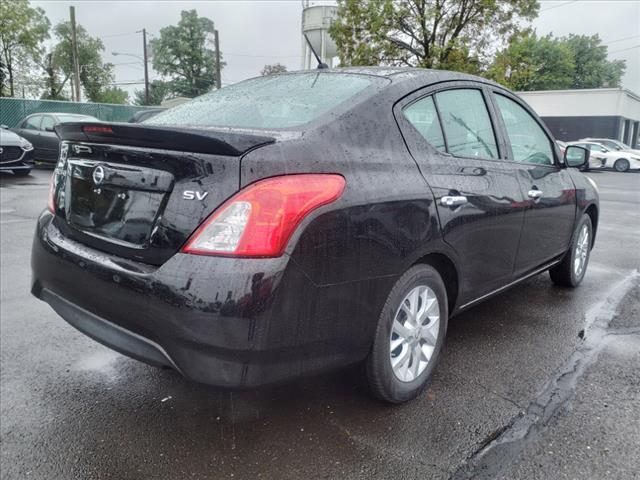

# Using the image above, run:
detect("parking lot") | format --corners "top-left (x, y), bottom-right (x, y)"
top-left (1, 168), bottom-right (638, 479)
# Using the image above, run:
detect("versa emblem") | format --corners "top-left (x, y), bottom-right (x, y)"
top-left (92, 165), bottom-right (105, 185)
top-left (183, 190), bottom-right (209, 200)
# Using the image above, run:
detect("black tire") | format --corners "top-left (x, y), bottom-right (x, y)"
top-left (549, 214), bottom-right (593, 287)
top-left (12, 169), bottom-right (31, 177)
top-left (613, 158), bottom-right (630, 172)
top-left (365, 264), bottom-right (448, 403)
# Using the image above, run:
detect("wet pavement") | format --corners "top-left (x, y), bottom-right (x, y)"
top-left (1, 168), bottom-right (639, 479)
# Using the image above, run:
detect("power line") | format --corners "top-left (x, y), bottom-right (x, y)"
top-left (609, 44), bottom-right (640, 55)
top-left (539, 1), bottom-right (578, 13)
top-left (224, 52), bottom-right (302, 58)
top-left (115, 64), bottom-right (143, 71)
top-left (100, 30), bottom-right (142, 39)
top-left (107, 80), bottom-right (145, 85)
top-left (602, 35), bottom-right (640, 46)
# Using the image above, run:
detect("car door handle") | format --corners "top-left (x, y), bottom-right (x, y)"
top-left (528, 189), bottom-right (543, 199)
top-left (440, 195), bottom-right (468, 207)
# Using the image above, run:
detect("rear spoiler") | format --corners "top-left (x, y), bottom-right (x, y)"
top-left (54, 122), bottom-right (275, 156)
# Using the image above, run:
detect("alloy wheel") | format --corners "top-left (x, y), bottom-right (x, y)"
top-left (614, 159), bottom-right (630, 172)
top-left (574, 224), bottom-right (589, 277)
top-left (389, 285), bottom-right (440, 382)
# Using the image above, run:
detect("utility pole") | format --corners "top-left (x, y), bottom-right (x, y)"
top-left (69, 6), bottom-right (82, 102)
top-left (214, 29), bottom-right (221, 89)
top-left (142, 28), bottom-right (150, 104)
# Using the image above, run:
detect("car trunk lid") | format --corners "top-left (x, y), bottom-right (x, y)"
top-left (52, 122), bottom-right (275, 265)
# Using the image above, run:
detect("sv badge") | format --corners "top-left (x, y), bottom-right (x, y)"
top-left (182, 190), bottom-right (209, 201)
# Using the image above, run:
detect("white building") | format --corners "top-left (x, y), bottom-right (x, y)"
top-left (518, 88), bottom-right (640, 147)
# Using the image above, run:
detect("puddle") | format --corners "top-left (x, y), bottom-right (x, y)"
top-left (73, 349), bottom-right (122, 379)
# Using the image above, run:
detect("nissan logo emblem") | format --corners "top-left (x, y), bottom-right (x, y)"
top-left (92, 165), bottom-right (105, 185)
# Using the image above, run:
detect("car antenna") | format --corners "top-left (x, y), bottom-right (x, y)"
top-left (304, 34), bottom-right (329, 70)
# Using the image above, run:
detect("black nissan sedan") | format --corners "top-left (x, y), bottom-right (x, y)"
top-left (31, 68), bottom-right (598, 403)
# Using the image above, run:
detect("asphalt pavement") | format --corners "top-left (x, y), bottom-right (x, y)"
top-left (1, 168), bottom-right (638, 480)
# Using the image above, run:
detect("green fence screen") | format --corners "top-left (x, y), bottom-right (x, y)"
top-left (0, 98), bottom-right (157, 127)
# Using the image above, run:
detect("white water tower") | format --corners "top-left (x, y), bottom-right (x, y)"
top-left (301, 2), bottom-right (338, 69)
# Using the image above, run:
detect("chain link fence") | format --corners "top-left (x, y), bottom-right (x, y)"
top-left (0, 98), bottom-right (156, 127)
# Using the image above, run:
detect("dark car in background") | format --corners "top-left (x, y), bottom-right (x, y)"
top-left (12, 113), bottom-right (99, 163)
top-left (31, 68), bottom-right (598, 403)
top-left (0, 128), bottom-right (35, 176)
top-left (129, 108), bottom-right (167, 123)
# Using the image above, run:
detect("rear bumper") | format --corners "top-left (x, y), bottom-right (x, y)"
top-left (36, 288), bottom-right (181, 371)
top-left (32, 211), bottom-right (385, 387)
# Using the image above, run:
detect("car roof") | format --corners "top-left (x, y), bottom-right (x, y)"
top-left (568, 141), bottom-right (606, 146)
top-left (582, 138), bottom-right (621, 143)
top-left (285, 67), bottom-right (503, 88)
top-left (25, 113), bottom-right (96, 118)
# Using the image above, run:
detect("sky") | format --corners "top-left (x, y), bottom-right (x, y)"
top-left (31, 0), bottom-right (640, 102)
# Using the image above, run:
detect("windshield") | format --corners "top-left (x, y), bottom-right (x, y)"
top-left (146, 73), bottom-right (385, 129)
top-left (613, 140), bottom-right (631, 149)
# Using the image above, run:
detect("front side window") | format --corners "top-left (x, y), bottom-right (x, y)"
top-left (403, 96), bottom-right (446, 152)
top-left (23, 116), bottom-right (41, 130)
top-left (434, 89), bottom-right (498, 159)
top-left (148, 73), bottom-right (386, 130)
top-left (495, 94), bottom-right (554, 165)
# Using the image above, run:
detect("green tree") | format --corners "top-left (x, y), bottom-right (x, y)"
top-left (329, 0), bottom-right (539, 72)
top-left (0, 0), bottom-right (50, 97)
top-left (564, 34), bottom-right (625, 88)
top-left (93, 86), bottom-right (129, 104)
top-left (41, 51), bottom-right (71, 100)
top-left (151, 9), bottom-right (224, 97)
top-left (52, 21), bottom-right (115, 102)
top-left (488, 31), bottom-right (575, 90)
top-left (133, 80), bottom-right (170, 106)
top-left (0, 59), bottom-right (6, 93)
top-left (489, 32), bottom-right (627, 91)
top-left (261, 63), bottom-right (288, 76)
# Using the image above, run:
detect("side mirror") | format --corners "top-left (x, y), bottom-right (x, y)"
top-left (0, 124), bottom-right (8, 129)
top-left (564, 145), bottom-right (589, 168)
top-left (44, 126), bottom-right (55, 132)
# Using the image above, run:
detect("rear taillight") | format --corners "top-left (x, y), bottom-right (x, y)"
top-left (47, 173), bottom-right (56, 213)
top-left (83, 125), bottom-right (113, 134)
top-left (182, 174), bottom-right (345, 257)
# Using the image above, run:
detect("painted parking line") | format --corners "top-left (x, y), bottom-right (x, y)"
top-left (0, 218), bottom-right (32, 225)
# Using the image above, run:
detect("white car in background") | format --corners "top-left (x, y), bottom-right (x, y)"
top-left (580, 138), bottom-right (640, 156)
top-left (569, 141), bottom-right (640, 172)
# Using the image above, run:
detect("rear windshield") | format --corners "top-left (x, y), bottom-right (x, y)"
top-left (58, 115), bottom-right (98, 123)
top-left (146, 73), bottom-right (385, 129)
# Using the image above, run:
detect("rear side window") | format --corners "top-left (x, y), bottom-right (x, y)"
top-left (403, 96), bottom-right (446, 152)
top-left (435, 89), bottom-right (498, 159)
top-left (495, 94), bottom-right (554, 165)
top-left (41, 116), bottom-right (55, 131)
top-left (147, 73), bottom-right (385, 129)
top-left (587, 143), bottom-right (607, 152)
top-left (23, 116), bottom-right (41, 130)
